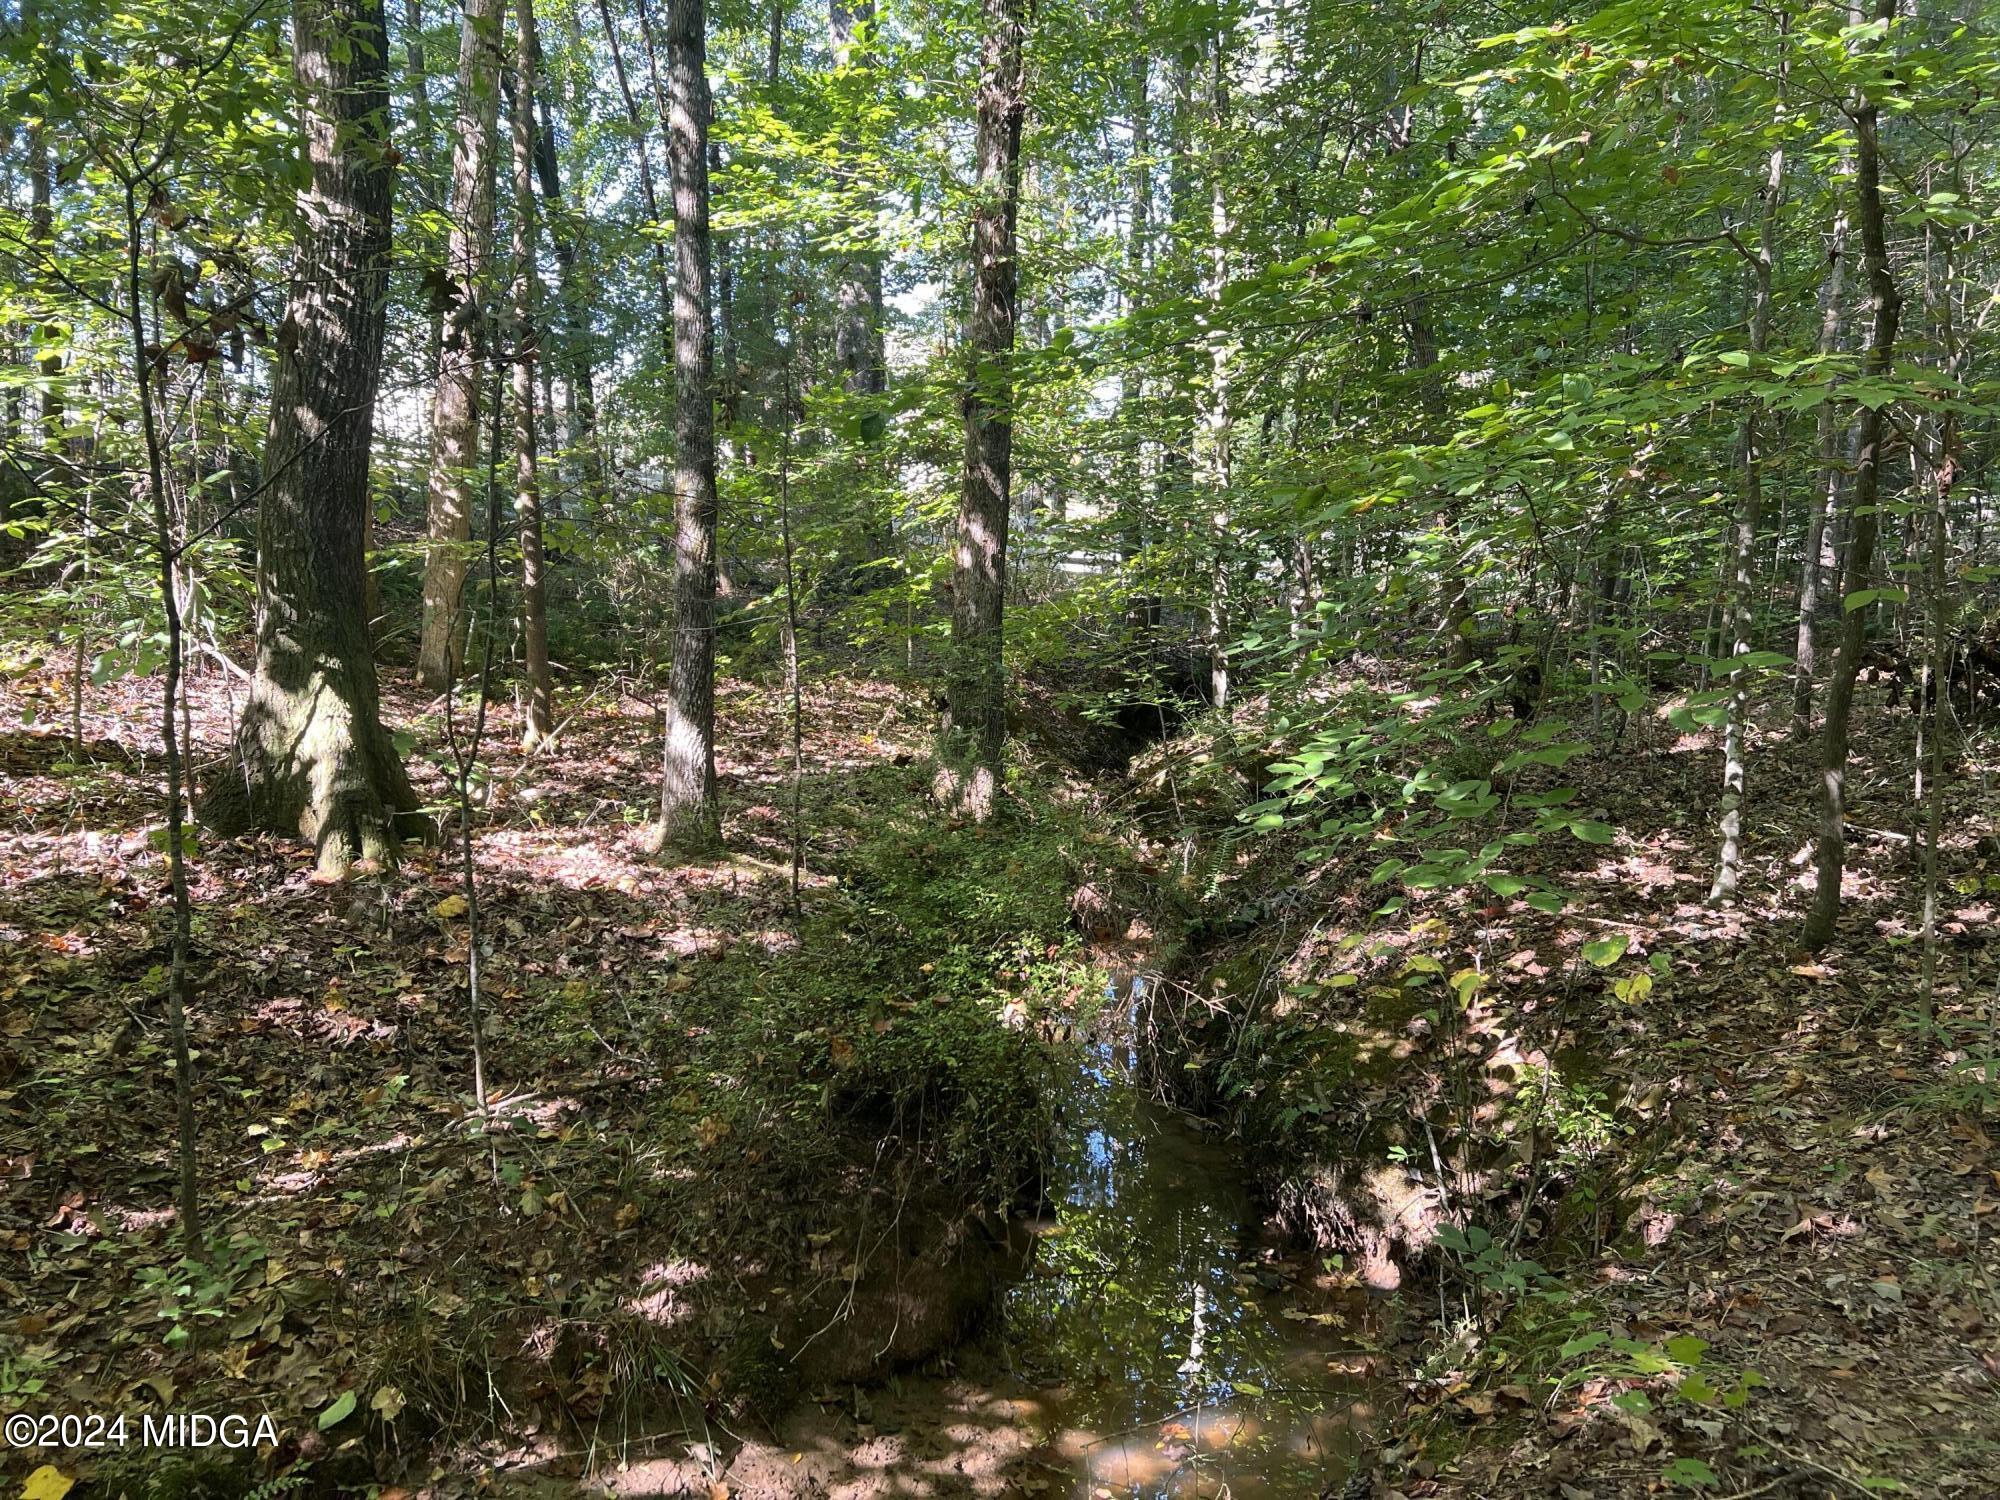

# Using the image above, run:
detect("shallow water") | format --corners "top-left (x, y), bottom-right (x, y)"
top-left (1000, 973), bottom-right (1379, 1498)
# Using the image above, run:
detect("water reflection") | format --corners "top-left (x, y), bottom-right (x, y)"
top-left (1003, 973), bottom-right (1376, 1497)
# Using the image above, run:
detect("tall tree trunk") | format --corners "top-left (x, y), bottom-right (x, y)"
top-left (1709, 61), bottom-right (1786, 906)
top-left (511, 0), bottom-right (554, 750)
top-left (830, 0), bottom-right (889, 563)
top-left (1792, 190), bottom-right (1852, 737)
top-left (209, 0), bottom-right (418, 879)
top-left (938, 0), bottom-right (1025, 821)
top-left (119, 174), bottom-right (202, 1255)
top-left (647, 0), bottom-right (721, 848)
top-left (525, 15), bottom-right (604, 511)
top-left (25, 0), bottom-right (64, 466)
top-left (403, 0), bottom-right (441, 387)
top-left (1197, 30), bottom-right (1233, 708)
top-left (1120, 0), bottom-right (1151, 635)
top-left (1915, 151), bottom-right (1966, 1042)
top-left (710, 131), bottom-right (740, 438)
top-left (1150, 47), bottom-right (1194, 639)
top-left (1803, 0), bottom-right (1904, 951)
top-left (596, 0), bottom-right (675, 334)
top-left (830, 0), bottom-right (886, 399)
top-left (417, 0), bottom-right (504, 689)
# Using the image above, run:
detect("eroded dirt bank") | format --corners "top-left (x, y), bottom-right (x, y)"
top-left (1112, 684), bottom-right (2000, 1498)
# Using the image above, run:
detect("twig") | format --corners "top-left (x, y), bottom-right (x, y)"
top-left (1719, 1472), bottom-right (1802, 1500)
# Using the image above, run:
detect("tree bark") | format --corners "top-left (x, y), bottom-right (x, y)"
top-left (595, 0), bottom-right (675, 332)
top-left (1709, 69), bottom-right (1785, 906)
top-left (524, 15), bottom-right (604, 512)
top-left (1120, 4), bottom-right (1150, 635)
top-left (511, 0), bottom-right (554, 750)
top-left (1197, 30), bottom-right (1233, 709)
top-left (646, 0), bottom-right (721, 848)
top-left (417, 0), bottom-right (504, 689)
top-left (403, 0), bottom-right (441, 388)
top-left (1803, 0), bottom-right (1904, 951)
top-left (208, 0), bottom-right (419, 879)
top-left (1791, 194), bottom-right (1851, 738)
top-left (938, 0), bottom-right (1025, 821)
top-left (25, 0), bottom-right (64, 464)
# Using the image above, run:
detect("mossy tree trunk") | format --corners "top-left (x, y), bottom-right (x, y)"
top-left (208, 0), bottom-right (418, 879)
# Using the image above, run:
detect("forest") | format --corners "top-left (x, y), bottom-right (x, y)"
top-left (1, 0), bottom-right (1998, 1493)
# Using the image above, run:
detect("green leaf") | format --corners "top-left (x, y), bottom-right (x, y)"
top-left (1663, 1457), bottom-right (1718, 1489)
top-left (1665, 1334), bottom-right (1709, 1366)
top-left (1567, 819), bottom-right (1616, 845)
top-left (318, 1390), bottom-right (357, 1430)
top-left (1582, 934), bottom-right (1629, 968)
top-left (1843, 586), bottom-right (1906, 613)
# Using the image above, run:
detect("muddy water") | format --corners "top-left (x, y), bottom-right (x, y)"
top-left (614, 973), bottom-right (1383, 1499)
top-left (1000, 974), bottom-right (1380, 1498)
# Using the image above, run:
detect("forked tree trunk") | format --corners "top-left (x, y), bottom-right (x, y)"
top-left (208, 0), bottom-right (418, 879)
top-left (511, 0), bottom-right (554, 750)
top-left (648, 0), bottom-right (720, 848)
top-left (1803, 0), bottom-right (1903, 951)
top-left (937, 0), bottom-right (1025, 821)
top-left (417, 0), bottom-right (503, 689)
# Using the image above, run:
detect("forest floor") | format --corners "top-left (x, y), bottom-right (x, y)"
top-left (1153, 670), bottom-right (2000, 1499)
top-left (2, 649), bottom-right (1998, 1498)
top-left (0, 654), bottom-right (1112, 1499)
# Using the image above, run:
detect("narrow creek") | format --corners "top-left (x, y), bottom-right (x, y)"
top-left (996, 969), bottom-right (1384, 1497)
top-left (649, 965), bottom-right (1391, 1499)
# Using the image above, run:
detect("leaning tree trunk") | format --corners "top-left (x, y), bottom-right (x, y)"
top-left (1803, 0), bottom-right (1903, 952)
top-left (511, 0), bottom-right (554, 750)
top-left (207, 0), bottom-right (418, 879)
top-left (937, 0), bottom-right (1025, 821)
top-left (648, 0), bottom-right (720, 848)
top-left (416, 0), bottom-right (503, 690)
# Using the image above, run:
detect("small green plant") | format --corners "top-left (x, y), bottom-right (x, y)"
top-left (1437, 1223), bottom-right (1550, 1296)
top-left (0, 1351), bottom-right (54, 1400)
top-left (135, 1235), bottom-right (268, 1349)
